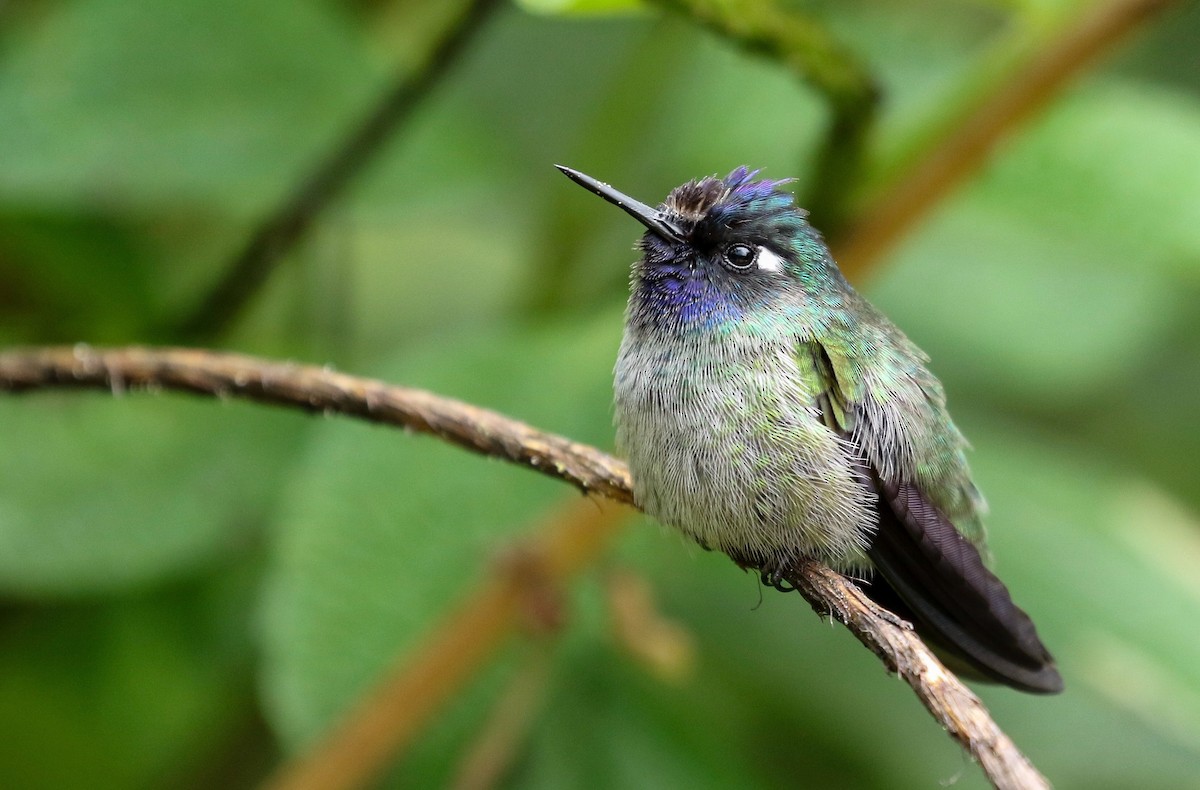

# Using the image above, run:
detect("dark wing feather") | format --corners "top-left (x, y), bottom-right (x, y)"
top-left (798, 341), bottom-right (1063, 694)
top-left (863, 476), bottom-right (1063, 694)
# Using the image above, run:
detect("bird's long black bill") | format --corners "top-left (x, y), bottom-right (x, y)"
top-left (864, 479), bottom-right (1064, 694)
top-left (555, 165), bottom-right (685, 243)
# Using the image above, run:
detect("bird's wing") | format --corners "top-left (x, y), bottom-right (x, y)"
top-left (798, 341), bottom-right (1063, 694)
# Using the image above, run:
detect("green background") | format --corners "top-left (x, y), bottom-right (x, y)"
top-left (1, 0), bottom-right (1198, 787)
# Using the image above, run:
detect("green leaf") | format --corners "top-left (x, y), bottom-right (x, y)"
top-left (0, 564), bottom-right (262, 789)
top-left (259, 312), bottom-right (622, 749)
top-left (0, 0), bottom-right (378, 215)
top-left (0, 393), bottom-right (304, 595)
top-left (868, 81), bottom-right (1200, 409)
top-left (0, 212), bottom-right (156, 342)
top-left (517, 0), bottom-right (645, 15)
top-left (975, 81), bottom-right (1200, 276)
top-left (517, 650), bottom-right (761, 790)
top-left (869, 197), bottom-right (1183, 407)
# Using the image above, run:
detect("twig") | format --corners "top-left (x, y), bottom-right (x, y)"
top-left (449, 642), bottom-right (556, 790)
top-left (0, 345), bottom-right (1047, 789)
top-left (170, 0), bottom-right (504, 342)
top-left (0, 346), bottom-right (632, 505)
top-left (605, 566), bottom-right (695, 683)
top-left (787, 560), bottom-right (1048, 790)
top-left (264, 498), bottom-right (628, 790)
top-left (833, 0), bottom-right (1175, 278)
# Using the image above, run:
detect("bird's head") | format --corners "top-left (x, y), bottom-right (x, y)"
top-left (557, 165), bottom-right (839, 331)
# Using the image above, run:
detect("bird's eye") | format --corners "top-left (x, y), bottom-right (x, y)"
top-left (723, 243), bottom-right (757, 271)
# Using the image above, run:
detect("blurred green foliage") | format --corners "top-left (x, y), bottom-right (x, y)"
top-left (1, 0), bottom-right (1199, 788)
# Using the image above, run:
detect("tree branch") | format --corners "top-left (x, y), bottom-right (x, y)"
top-left (0, 345), bottom-right (1047, 789)
top-left (0, 345), bottom-right (631, 505)
top-left (788, 560), bottom-right (1048, 790)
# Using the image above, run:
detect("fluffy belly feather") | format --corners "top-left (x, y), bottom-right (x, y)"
top-left (613, 334), bottom-right (876, 569)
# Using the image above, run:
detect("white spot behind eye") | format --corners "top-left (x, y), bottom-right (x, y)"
top-left (756, 246), bottom-right (785, 273)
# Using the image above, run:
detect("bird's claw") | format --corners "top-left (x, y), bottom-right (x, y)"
top-left (759, 565), bottom-right (796, 593)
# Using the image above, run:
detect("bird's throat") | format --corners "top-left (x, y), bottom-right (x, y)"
top-left (632, 268), bottom-right (743, 333)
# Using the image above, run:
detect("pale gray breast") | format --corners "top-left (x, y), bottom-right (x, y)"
top-left (612, 329), bottom-right (875, 568)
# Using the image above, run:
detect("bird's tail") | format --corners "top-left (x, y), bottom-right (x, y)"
top-left (862, 479), bottom-right (1064, 695)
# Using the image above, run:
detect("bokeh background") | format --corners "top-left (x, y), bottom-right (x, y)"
top-left (1, 0), bottom-right (1199, 787)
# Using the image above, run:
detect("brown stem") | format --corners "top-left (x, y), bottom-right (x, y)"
top-left (605, 567), bottom-right (695, 683)
top-left (787, 560), bottom-right (1049, 790)
top-left (262, 498), bottom-right (628, 790)
top-left (449, 642), bottom-right (556, 790)
top-left (0, 346), bottom-right (1046, 789)
top-left (833, 0), bottom-right (1176, 279)
top-left (0, 346), bottom-right (632, 505)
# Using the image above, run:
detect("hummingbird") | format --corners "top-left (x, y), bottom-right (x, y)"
top-left (557, 164), bottom-right (1062, 694)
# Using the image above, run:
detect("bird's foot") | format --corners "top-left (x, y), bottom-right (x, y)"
top-left (760, 567), bottom-right (796, 593)
top-left (728, 550), bottom-right (797, 593)
top-left (759, 552), bottom-right (802, 593)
